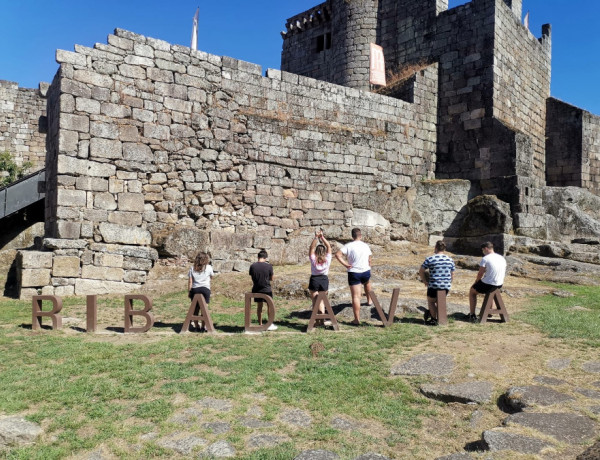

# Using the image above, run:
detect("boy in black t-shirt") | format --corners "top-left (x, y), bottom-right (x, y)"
top-left (248, 250), bottom-right (277, 330)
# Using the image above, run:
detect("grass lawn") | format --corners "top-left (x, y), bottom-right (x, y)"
top-left (0, 281), bottom-right (598, 459)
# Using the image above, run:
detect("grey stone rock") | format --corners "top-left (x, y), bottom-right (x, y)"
top-left (547, 358), bottom-right (572, 370)
top-left (168, 407), bottom-right (202, 425)
top-left (533, 376), bottom-right (568, 386)
top-left (196, 397), bottom-right (233, 412)
top-left (582, 362), bottom-right (600, 373)
top-left (294, 450), bottom-right (340, 460)
top-left (504, 412), bottom-right (597, 444)
top-left (273, 279), bottom-right (309, 300)
top-left (245, 405), bottom-right (264, 417)
top-left (247, 434), bottom-right (290, 448)
top-left (238, 417), bottom-right (273, 429)
top-left (552, 289), bottom-right (575, 297)
top-left (330, 417), bottom-right (361, 431)
top-left (391, 353), bottom-right (455, 376)
top-left (482, 430), bottom-right (553, 454)
top-left (458, 195), bottom-right (513, 237)
top-left (353, 454), bottom-right (391, 460)
top-left (279, 409), bottom-right (312, 427)
top-left (153, 226), bottom-right (210, 259)
top-left (504, 385), bottom-right (575, 410)
top-left (201, 440), bottom-right (236, 458)
top-left (0, 416), bottom-right (43, 447)
top-left (577, 440), bottom-right (600, 460)
top-left (99, 223), bottom-right (151, 245)
top-left (156, 433), bottom-right (207, 454)
top-left (420, 381), bottom-right (494, 404)
top-left (202, 422), bottom-right (231, 434)
top-left (469, 410), bottom-right (484, 428)
top-left (576, 388), bottom-right (600, 400)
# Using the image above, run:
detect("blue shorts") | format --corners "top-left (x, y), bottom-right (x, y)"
top-left (348, 270), bottom-right (371, 286)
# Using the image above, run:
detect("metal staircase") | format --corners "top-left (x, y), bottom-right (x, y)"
top-left (0, 169), bottom-right (45, 219)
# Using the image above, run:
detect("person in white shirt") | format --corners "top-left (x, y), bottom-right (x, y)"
top-left (308, 229), bottom-right (332, 327)
top-left (188, 252), bottom-right (214, 332)
top-left (468, 241), bottom-right (507, 322)
top-left (335, 228), bottom-right (373, 325)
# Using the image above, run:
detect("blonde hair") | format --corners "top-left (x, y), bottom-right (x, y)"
top-left (315, 244), bottom-right (327, 264)
top-left (193, 252), bottom-right (210, 273)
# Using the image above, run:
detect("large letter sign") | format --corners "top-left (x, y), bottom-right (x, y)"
top-left (32, 295), bottom-right (63, 330)
top-left (124, 295), bottom-right (154, 333)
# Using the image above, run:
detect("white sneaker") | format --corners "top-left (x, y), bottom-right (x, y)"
top-left (266, 324), bottom-right (278, 331)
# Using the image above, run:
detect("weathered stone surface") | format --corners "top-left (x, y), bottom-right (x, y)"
top-left (577, 440), bottom-right (600, 460)
top-left (533, 376), bottom-right (568, 386)
top-left (202, 422), bottom-right (231, 434)
top-left (420, 381), bottom-right (494, 404)
top-left (74, 279), bottom-right (136, 295)
top-left (99, 223), bottom-right (151, 245)
top-left (504, 385), bottom-right (575, 410)
top-left (156, 432), bottom-right (207, 455)
top-left (330, 417), bottom-right (361, 431)
top-left (576, 388), bottom-right (600, 400)
top-left (152, 226), bottom-right (209, 259)
top-left (201, 440), bottom-right (236, 458)
top-left (238, 417), bottom-right (274, 429)
top-left (482, 430), bottom-right (553, 454)
top-left (19, 251), bottom-right (52, 269)
top-left (582, 362), bottom-right (600, 373)
top-left (52, 256), bottom-right (81, 277)
top-left (196, 397), bottom-right (232, 412)
top-left (247, 434), bottom-right (290, 448)
top-left (294, 450), bottom-right (340, 460)
top-left (168, 407), bottom-right (203, 425)
top-left (279, 409), bottom-right (312, 428)
top-left (0, 416), bottom-right (43, 447)
top-left (547, 358), bottom-right (572, 370)
top-left (504, 412), bottom-right (597, 444)
top-left (391, 354), bottom-right (455, 376)
top-left (20, 268), bottom-right (51, 287)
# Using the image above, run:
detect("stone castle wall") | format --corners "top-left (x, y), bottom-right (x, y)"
top-left (546, 97), bottom-right (600, 196)
top-left (0, 80), bottom-right (47, 173)
top-left (19, 28), bottom-right (440, 297)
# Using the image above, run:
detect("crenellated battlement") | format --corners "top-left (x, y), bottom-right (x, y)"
top-left (282, 2), bottom-right (331, 37)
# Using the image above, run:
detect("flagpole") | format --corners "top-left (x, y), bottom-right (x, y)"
top-left (191, 7), bottom-right (199, 50)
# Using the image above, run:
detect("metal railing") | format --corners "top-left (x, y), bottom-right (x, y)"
top-left (0, 169), bottom-right (45, 219)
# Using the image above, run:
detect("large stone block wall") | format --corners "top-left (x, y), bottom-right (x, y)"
top-left (27, 28), bottom-right (439, 297)
top-left (546, 97), bottom-right (600, 196)
top-left (493, 0), bottom-right (551, 186)
top-left (0, 80), bottom-right (47, 173)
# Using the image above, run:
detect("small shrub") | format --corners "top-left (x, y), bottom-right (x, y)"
top-left (0, 151), bottom-right (32, 186)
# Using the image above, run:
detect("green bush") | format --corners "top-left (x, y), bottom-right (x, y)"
top-left (0, 151), bottom-right (32, 186)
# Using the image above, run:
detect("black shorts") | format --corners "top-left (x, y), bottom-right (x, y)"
top-left (473, 280), bottom-right (501, 294)
top-left (252, 290), bottom-right (273, 303)
top-left (427, 288), bottom-right (449, 299)
top-left (348, 270), bottom-right (371, 286)
top-left (189, 287), bottom-right (211, 315)
top-left (309, 275), bottom-right (329, 292)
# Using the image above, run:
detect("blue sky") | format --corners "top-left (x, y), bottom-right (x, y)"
top-left (1, 0), bottom-right (599, 114)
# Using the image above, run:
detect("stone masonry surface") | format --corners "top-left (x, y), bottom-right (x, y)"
top-left (0, 80), bottom-right (47, 173)
top-left (22, 28), bottom-right (440, 297)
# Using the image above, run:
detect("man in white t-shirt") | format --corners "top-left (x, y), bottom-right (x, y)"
top-left (468, 241), bottom-right (507, 322)
top-left (335, 228), bottom-right (372, 325)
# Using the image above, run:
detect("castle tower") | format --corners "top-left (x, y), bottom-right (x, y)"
top-left (331, 0), bottom-right (379, 90)
top-left (503, 0), bottom-right (522, 20)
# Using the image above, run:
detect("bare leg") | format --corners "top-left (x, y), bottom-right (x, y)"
top-left (350, 284), bottom-right (362, 324)
top-left (364, 280), bottom-right (372, 305)
top-left (468, 287), bottom-right (478, 315)
top-left (310, 290), bottom-right (324, 326)
top-left (257, 301), bottom-right (263, 325)
top-left (427, 297), bottom-right (437, 320)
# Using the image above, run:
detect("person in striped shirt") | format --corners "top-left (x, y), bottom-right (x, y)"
top-left (418, 241), bottom-right (455, 325)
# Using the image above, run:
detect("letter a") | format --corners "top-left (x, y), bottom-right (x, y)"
top-left (124, 295), bottom-right (154, 333)
top-left (32, 295), bottom-right (63, 330)
top-left (181, 294), bottom-right (215, 333)
top-left (307, 292), bottom-right (339, 332)
top-left (369, 288), bottom-right (400, 327)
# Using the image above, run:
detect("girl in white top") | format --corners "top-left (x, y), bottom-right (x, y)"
top-left (308, 230), bottom-right (332, 326)
top-left (188, 252), bottom-right (214, 332)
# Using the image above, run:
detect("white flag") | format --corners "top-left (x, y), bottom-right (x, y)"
top-left (523, 11), bottom-right (529, 30)
top-left (191, 7), bottom-right (199, 50)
